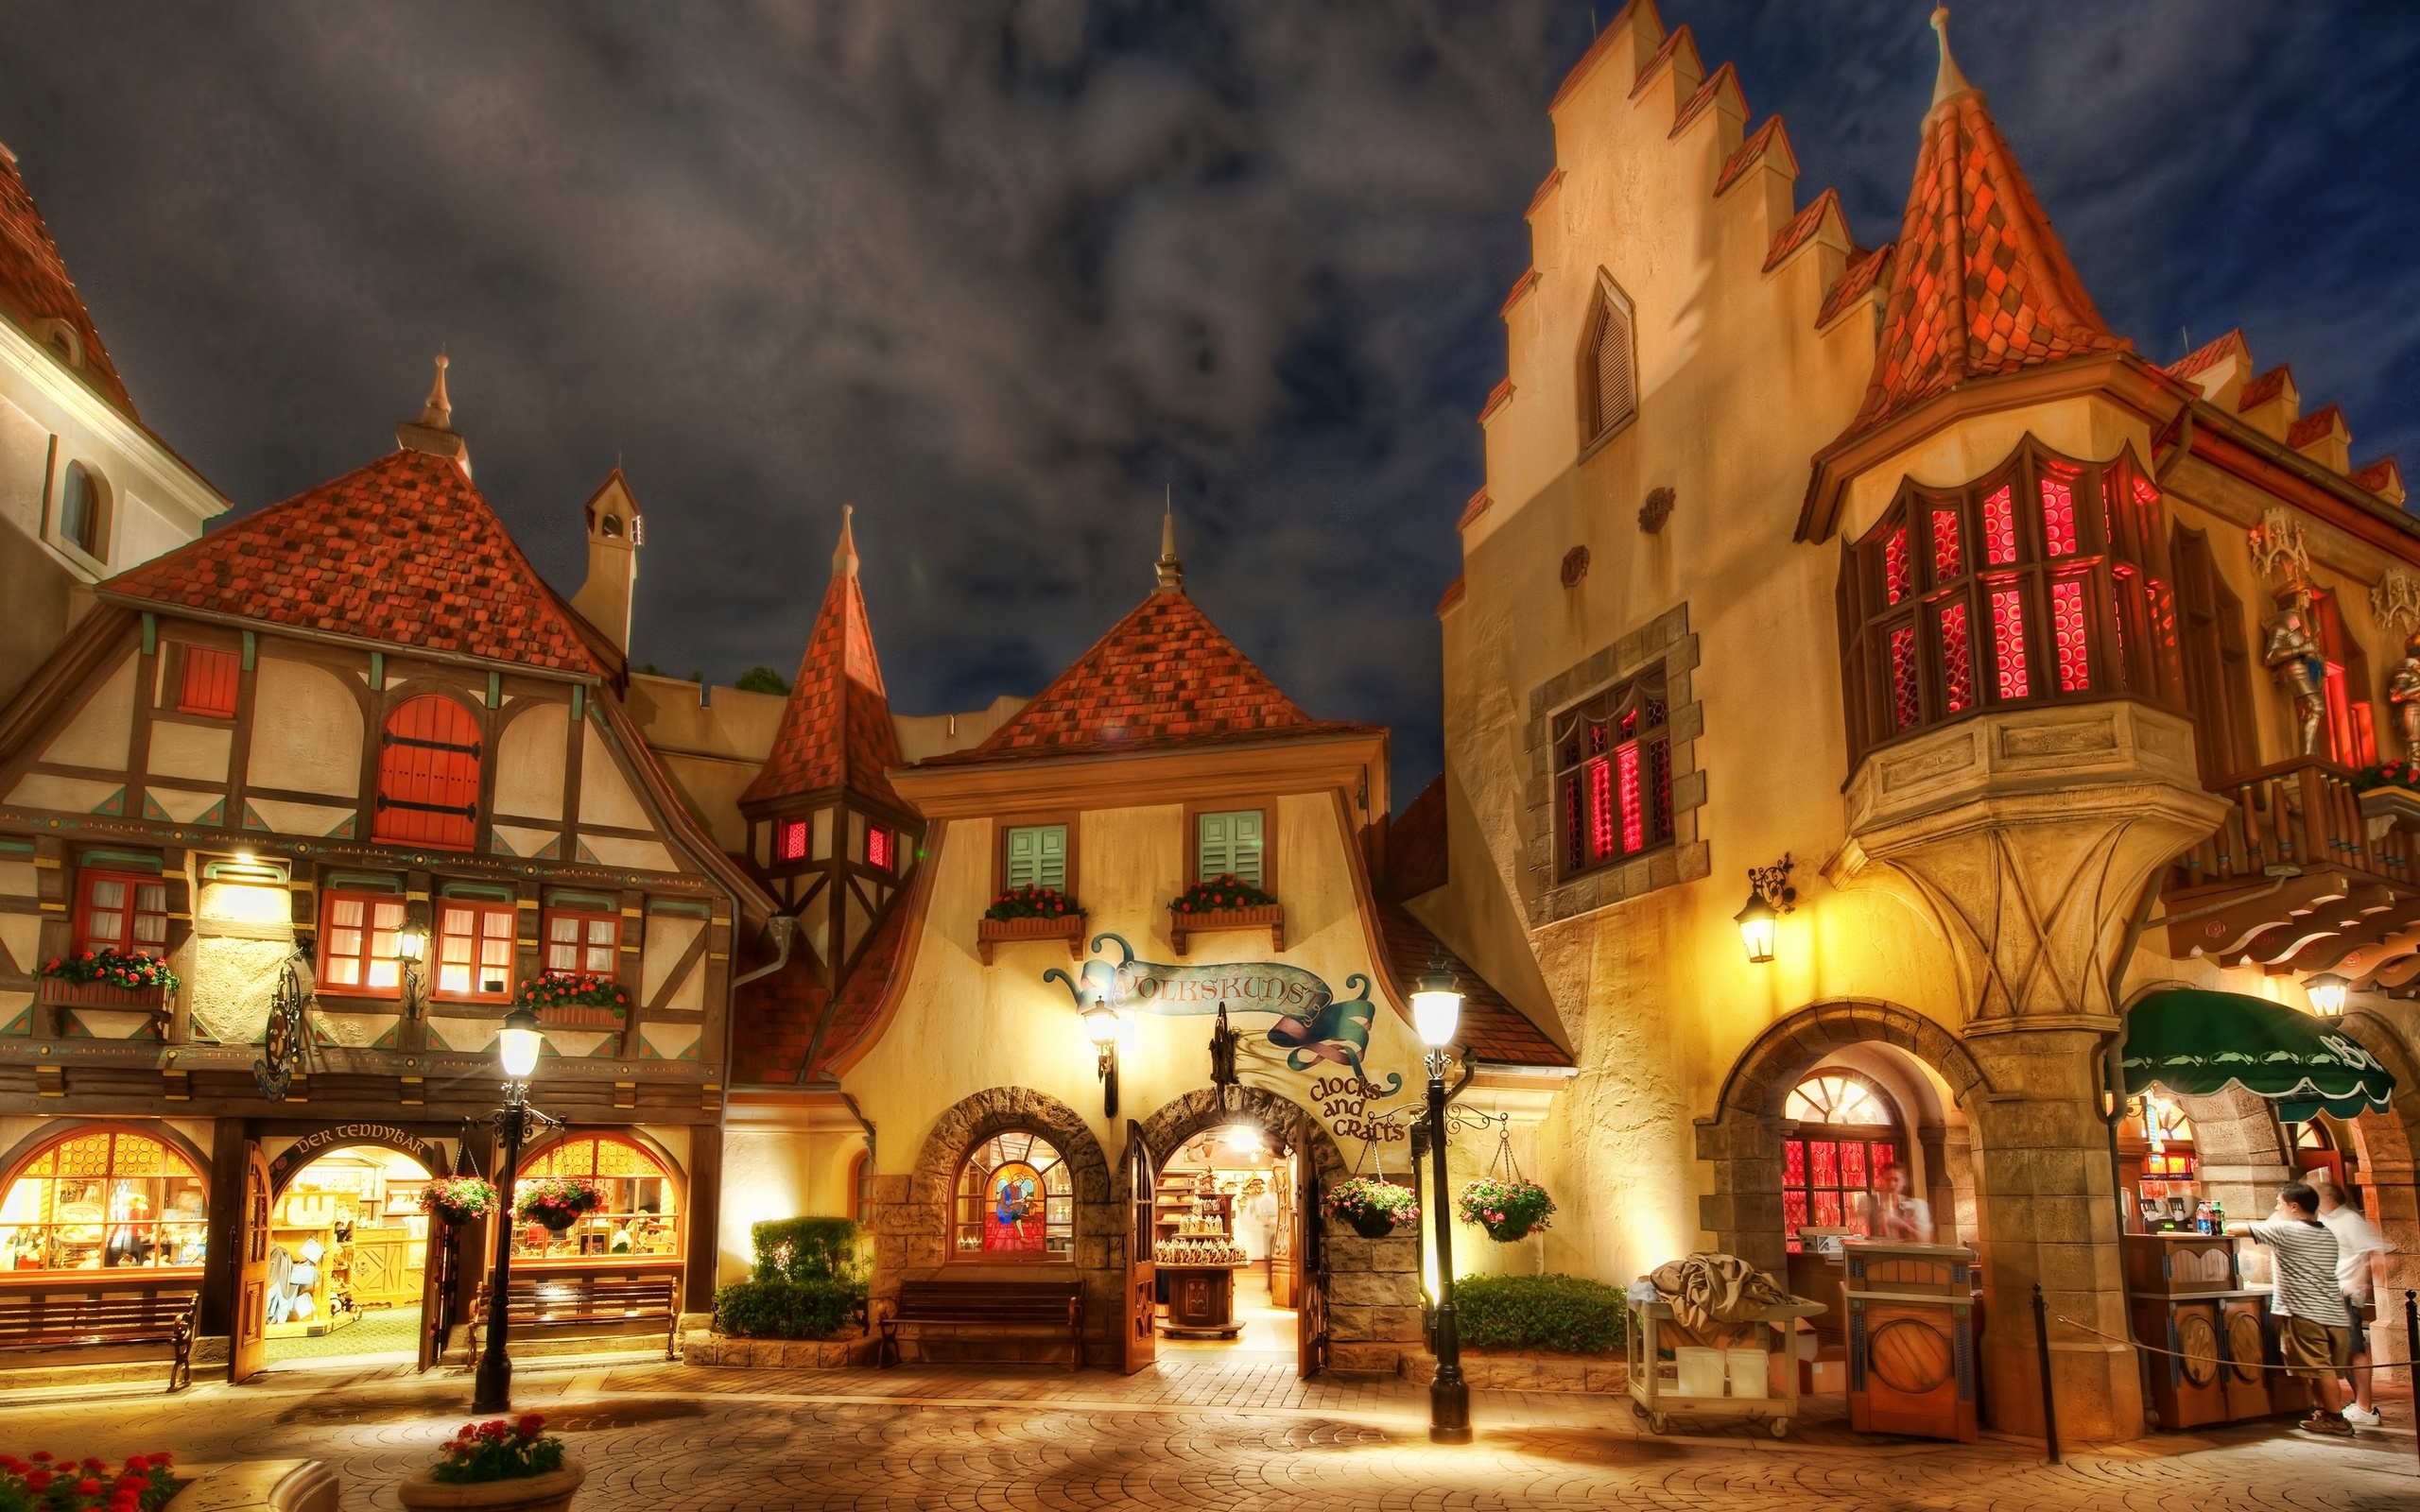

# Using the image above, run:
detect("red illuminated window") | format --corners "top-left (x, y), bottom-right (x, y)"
top-left (1930, 508), bottom-right (1962, 580)
top-left (544, 908), bottom-right (620, 976)
top-left (1781, 1072), bottom-right (1903, 1253)
top-left (1939, 602), bottom-right (1974, 713)
top-left (1890, 625), bottom-right (1921, 730)
top-left (373, 695), bottom-right (481, 850)
top-left (775, 817), bottom-right (808, 863)
top-left (434, 902), bottom-right (516, 1002)
top-left (1884, 526), bottom-right (1910, 605)
top-left (175, 647), bottom-right (239, 718)
top-left (2040, 472), bottom-right (2079, 557)
top-left (319, 891), bottom-right (406, 995)
top-left (1982, 486), bottom-right (2016, 565)
top-left (1991, 588), bottom-right (2031, 699)
top-left (1554, 671), bottom-right (1672, 879)
top-left (2051, 578), bottom-right (2091, 692)
top-left (867, 826), bottom-right (891, 870)
top-left (77, 870), bottom-right (167, 959)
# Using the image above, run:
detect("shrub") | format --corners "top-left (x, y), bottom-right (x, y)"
top-left (1452, 1273), bottom-right (1627, 1355)
top-left (713, 1277), bottom-right (867, 1340)
top-left (429, 1415), bottom-right (565, 1485)
top-left (752, 1216), bottom-right (865, 1283)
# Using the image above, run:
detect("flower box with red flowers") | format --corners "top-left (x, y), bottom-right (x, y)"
top-left (1167, 875), bottom-right (1283, 957)
top-left (38, 950), bottom-right (177, 1022)
top-left (977, 888), bottom-right (1088, 964)
top-left (514, 971), bottom-right (628, 1030)
top-left (0, 1450), bottom-right (179, 1512)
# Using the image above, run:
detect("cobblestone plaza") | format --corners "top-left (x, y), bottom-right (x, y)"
top-left (11, 1356), bottom-right (2415, 1511)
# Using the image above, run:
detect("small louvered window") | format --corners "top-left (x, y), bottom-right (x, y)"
top-left (1004, 825), bottom-right (1066, 891)
top-left (1588, 286), bottom-right (1636, 440)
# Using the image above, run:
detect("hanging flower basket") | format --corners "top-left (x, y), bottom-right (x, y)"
top-left (1457, 1177), bottom-right (1556, 1243)
top-left (1167, 874), bottom-right (1283, 956)
top-left (515, 1178), bottom-right (602, 1232)
top-left (1322, 1176), bottom-right (1418, 1239)
top-left (420, 1177), bottom-right (500, 1228)
top-left (977, 888), bottom-right (1087, 963)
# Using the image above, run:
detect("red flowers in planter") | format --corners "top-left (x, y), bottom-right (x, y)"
top-left (0, 1450), bottom-right (176, 1510)
top-left (430, 1414), bottom-right (566, 1485)
top-left (512, 971), bottom-right (629, 1014)
top-left (983, 886), bottom-right (1083, 921)
top-left (40, 949), bottom-right (181, 994)
top-left (1170, 873), bottom-right (1276, 915)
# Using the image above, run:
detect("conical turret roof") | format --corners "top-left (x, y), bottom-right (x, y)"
top-left (739, 507), bottom-right (907, 812)
top-left (0, 142), bottom-right (137, 417)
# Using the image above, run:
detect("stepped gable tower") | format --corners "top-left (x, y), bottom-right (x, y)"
top-left (731, 507), bottom-right (922, 1084)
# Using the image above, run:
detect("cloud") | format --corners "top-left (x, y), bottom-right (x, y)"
top-left (4, 1), bottom-right (2413, 804)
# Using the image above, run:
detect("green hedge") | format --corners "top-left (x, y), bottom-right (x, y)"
top-left (751, 1216), bottom-right (864, 1283)
top-left (713, 1276), bottom-right (867, 1340)
top-left (1452, 1273), bottom-right (1627, 1354)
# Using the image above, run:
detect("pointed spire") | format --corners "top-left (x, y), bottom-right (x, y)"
top-left (395, 352), bottom-right (472, 474)
top-left (1928, 6), bottom-right (1975, 110)
top-left (1155, 490), bottom-right (1184, 593)
top-left (833, 503), bottom-right (859, 578)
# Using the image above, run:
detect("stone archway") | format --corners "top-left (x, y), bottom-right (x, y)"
top-left (883, 1086), bottom-right (1116, 1363)
top-left (2339, 1011), bottom-right (2420, 1374)
top-left (1129, 1084), bottom-right (1350, 1198)
top-left (1698, 998), bottom-right (1995, 1271)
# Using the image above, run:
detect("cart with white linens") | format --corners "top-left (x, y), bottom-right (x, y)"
top-left (1624, 1285), bottom-right (1826, 1436)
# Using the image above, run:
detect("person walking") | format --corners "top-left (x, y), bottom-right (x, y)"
top-left (2309, 1169), bottom-right (2394, 1429)
top-left (2228, 1182), bottom-right (2353, 1435)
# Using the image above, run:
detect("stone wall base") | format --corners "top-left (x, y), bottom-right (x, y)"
top-left (682, 1331), bottom-right (877, 1368)
top-left (1400, 1349), bottom-right (1627, 1393)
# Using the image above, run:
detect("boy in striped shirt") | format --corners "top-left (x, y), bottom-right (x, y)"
top-left (2231, 1182), bottom-right (2352, 1435)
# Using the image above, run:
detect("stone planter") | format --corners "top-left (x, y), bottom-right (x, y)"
top-left (1167, 902), bottom-right (1284, 957)
top-left (2357, 782), bottom-right (2420, 841)
top-left (164, 1459), bottom-right (340, 1512)
top-left (1405, 1349), bottom-right (1628, 1393)
top-left (397, 1459), bottom-right (584, 1512)
top-left (975, 913), bottom-right (1086, 965)
top-left (683, 1330), bottom-right (877, 1367)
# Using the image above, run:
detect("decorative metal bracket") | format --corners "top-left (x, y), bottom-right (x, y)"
top-left (1748, 854), bottom-right (1798, 914)
top-left (1208, 1003), bottom-right (1241, 1112)
top-left (252, 948), bottom-right (313, 1103)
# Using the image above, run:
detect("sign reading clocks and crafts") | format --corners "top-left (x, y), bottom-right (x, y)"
top-left (1046, 934), bottom-right (1416, 1143)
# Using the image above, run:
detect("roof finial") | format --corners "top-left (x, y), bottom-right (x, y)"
top-left (420, 352), bottom-right (454, 432)
top-left (833, 502), bottom-right (859, 578)
top-left (1155, 489), bottom-right (1184, 593)
top-left (1929, 6), bottom-right (1976, 109)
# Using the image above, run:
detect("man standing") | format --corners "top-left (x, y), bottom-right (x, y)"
top-left (2229, 1183), bottom-right (2352, 1435)
top-left (2310, 1169), bottom-right (2394, 1428)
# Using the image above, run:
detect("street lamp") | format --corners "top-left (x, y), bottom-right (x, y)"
top-left (472, 1005), bottom-right (556, 1413)
top-left (1082, 993), bottom-right (1121, 1118)
top-left (395, 912), bottom-right (429, 1014)
top-left (2302, 971), bottom-right (2350, 1019)
top-left (1412, 953), bottom-right (1470, 1445)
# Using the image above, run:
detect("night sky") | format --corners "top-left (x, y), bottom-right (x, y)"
top-left (5, 3), bottom-right (2414, 801)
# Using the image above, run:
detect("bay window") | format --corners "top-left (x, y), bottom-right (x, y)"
top-left (1553, 671), bottom-right (1672, 879)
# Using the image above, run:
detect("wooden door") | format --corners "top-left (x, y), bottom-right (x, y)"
top-left (417, 1207), bottom-right (451, 1372)
top-left (232, 1143), bottom-right (271, 1383)
top-left (1293, 1114), bottom-right (1325, 1378)
top-left (1121, 1120), bottom-right (1157, 1374)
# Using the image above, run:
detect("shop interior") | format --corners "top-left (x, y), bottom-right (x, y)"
top-left (262, 1146), bottom-right (433, 1364)
top-left (1152, 1124), bottom-right (1297, 1360)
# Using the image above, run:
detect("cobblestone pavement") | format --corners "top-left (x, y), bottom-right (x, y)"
top-left (5, 1354), bottom-right (2416, 1511)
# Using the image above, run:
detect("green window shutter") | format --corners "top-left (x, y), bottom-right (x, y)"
top-left (1006, 825), bottom-right (1067, 891)
top-left (1198, 810), bottom-right (1264, 887)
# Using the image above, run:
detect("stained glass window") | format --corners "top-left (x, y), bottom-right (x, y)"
top-left (1991, 588), bottom-right (2031, 699)
top-left (1781, 1072), bottom-right (1903, 1254)
top-left (2040, 472), bottom-right (2079, 557)
top-left (1982, 486), bottom-right (2017, 565)
top-left (0, 1127), bottom-right (207, 1272)
top-left (1891, 625), bottom-right (1921, 730)
top-left (1552, 670), bottom-right (1672, 881)
top-left (1940, 603), bottom-right (1975, 713)
top-left (2051, 578), bottom-right (2091, 692)
top-left (515, 1135), bottom-right (681, 1260)
top-left (1930, 508), bottom-right (1962, 582)
top-left (954, 1130), bottom-right (1074, 1261)
top-left (1884, 526), bottom-right (1911, 605)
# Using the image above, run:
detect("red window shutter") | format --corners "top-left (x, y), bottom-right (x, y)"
top-left (374, 695), bottom-right (482, 850)
top-left (177, 647), bottom-right (241, 718)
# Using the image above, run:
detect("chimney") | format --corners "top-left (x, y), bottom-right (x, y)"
top-left (572, 469), bottom-right (644, 653)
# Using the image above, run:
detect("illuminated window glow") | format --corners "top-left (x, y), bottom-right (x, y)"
top-left (1891, 625), bottom-right (1921, 730)
top-left (1885, 526), bottom-right (1911, 605)
top-left (1991, 587), bottom-right (2031, 699)
top-left (2052, 578), bottom-right (2091, 692)
top-left (1982, 486), bottom-right (2017, 565)
top-left (1940, 603), bottom-right (1974, 713)
top-left (0, 1128), bottom-right (206, 1273)
top-left (320, 891), bottom-right (406, 993)
top-left (1930, 508), bottom-right (1962, 581)
top-left (953, 1130), bottom-right (1073, 1261)
top-left (515, 1135), bottom-right (680, 1260)
top-left (2040, 473), bottom-right (2079, 557)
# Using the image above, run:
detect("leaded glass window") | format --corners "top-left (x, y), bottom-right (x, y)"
top-left (953, 1130), bottom-right (1074, 1261)
top-left (514, 1134), bottom-right (681, 1259)
top-left (1553, 670), bottom-right (1671, 880)
top-left (0, 1126), bottom-right (208, 1272)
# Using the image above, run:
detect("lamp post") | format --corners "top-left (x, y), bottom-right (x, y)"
top-left (1411, 954), bottom-right (1470, 1445)
top-left (472, 1005), bottom-right (553, 1414)
top-left (395, 914), bottom-right (429, 1047)
top-left (1083, 993), bottom-right (1121, 1118)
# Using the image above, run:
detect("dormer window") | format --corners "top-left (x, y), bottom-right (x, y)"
top-left (1839, 439), bottom-right (2186, 766)
top-left (55, 461), bottom-right (105, 560)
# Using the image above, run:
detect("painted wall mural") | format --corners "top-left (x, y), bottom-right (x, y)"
top-left (1045, 933), bottom-right (1415, 1143)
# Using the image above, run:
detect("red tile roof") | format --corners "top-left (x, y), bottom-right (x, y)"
top-left (1479, 378), bottom-right (1513, 421)
top-left (2352, 456), bottom-right (2403, 498)
top-left (2288, 402), bottom-right (2347, 452)
top-left (1375, 902), bottom-right (1568, 1066)
top-left (1435, 575), bottom-right (1466, 615)
top-left (1819, 243), bottom-right (1893, 328)
top-left (2238, 364), bottom-right (2293, 411)
top-left (1763, 187), bottom-right (1841, 273)
top-left (1500, 267), bottom-right (1540, 318)
top-left (2164, 328), bottom-right (2248, 383)
top-left (1387, 777), bottom-right (1446, 900)
top-left (924, 585), bottom-right (1365, 766)
top-left (1668, 61), bottom-right (1740, 140)
top-left (1716, 117), bottom-right (1790, 197)
top-left (1456, 490), bottom-right (1491, 530)
top-left (731, 900), bottom-right (910, 1084)
top-left (1627, 23), bottom-right (1698, 101)
top-left (738, 514), bottom-right (906, 813)
top-left (1526, 169), bottom-right (1564, 217)
top-left (0, 147), bottom-right (136, 419)
top-left (99, 447), bottom-right (600, 673)
top-left (1838, 79), bottom-right (2123, 438)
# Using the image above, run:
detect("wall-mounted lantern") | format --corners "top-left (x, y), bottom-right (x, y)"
top-left (2301, 971), bottom-right (2350, 1019)
top-left (1734, 854), bottom-right (1798, 965)
top-left (1083, 992), bottom-right (1122, 1117)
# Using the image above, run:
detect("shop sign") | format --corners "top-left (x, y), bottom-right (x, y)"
top-left (268, 1122), bottom-right (446, 1193)
top-left (1046, 933), bottom-right (1406, 1098)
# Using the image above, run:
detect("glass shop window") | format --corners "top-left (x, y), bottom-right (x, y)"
top-left (952, 1129), bottom-right (1073, 1262)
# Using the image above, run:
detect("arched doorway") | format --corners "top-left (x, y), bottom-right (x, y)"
top-left (259, 1143), bottom-right (436, 1368)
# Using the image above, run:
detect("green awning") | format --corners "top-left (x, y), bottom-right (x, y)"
top-left (2122, 988), bottom-right (2396, 1122)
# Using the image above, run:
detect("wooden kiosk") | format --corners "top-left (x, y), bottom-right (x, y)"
top-left (1841, 1241), bottom-right (1981, 1442)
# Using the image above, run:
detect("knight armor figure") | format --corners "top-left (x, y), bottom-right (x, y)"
top-left (2261, 593), bottom-right (2328, 757)
top-left (2389, 635), bottom-right (2420, 757)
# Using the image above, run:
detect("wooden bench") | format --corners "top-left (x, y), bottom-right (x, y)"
top-left (878, 1280), bottom-right (1084, 1370)
top-left (0, 1287), bottom-right (196, 1392)
top-left (472, 1274), bottom-right (680, 1360)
